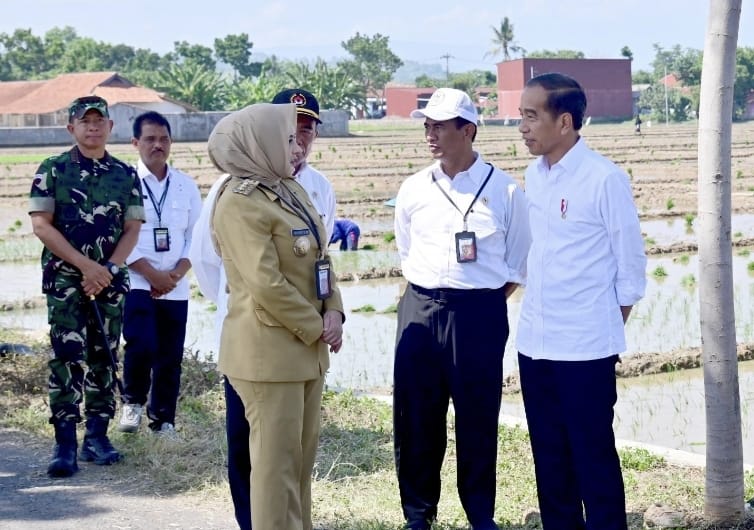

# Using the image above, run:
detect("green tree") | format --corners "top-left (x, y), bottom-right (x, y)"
top-left (733, 46), bottom-right (754, 120)
top-left (214, 33), bottom-right (262, 79)
top-left (651, 43), bottom-right (703, 86)
top-left (414, 70), bottom-right (495, 93)
top-left (621, 46), bottom-right (633, 60)
top-left (43, 26), bottom-right (78, 72)
top-left (56, 38), bottom-right (109, 72)
top-left (632, 70), bottom-right (653, 84)
top-left (285, 59), bottom-right (364, 116)
top-left (225, 68), bottom-right (286, 110)
top-left (527, 49), bottom-right (585, 59)
top-left (169, 41), bottom-right (216, 71)
top-left (0, 28), bottom-right (48, 79)
top-left (151, 62), bottom-right (226, 110)
top-left (484, 17), bottom-right (525, 61)
top-left (638, 84), bottom-right (693, 122)
top-left (339, 32), bottom-right (402, 110)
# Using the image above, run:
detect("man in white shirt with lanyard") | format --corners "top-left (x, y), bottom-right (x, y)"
top-left (393, 87), bottom-right (530, 530)
top-left (516, 73), bottom-right (646, 529)
top-left (189, 88), bottom-right (335, 530)
top-left (118, 111), bottom-right (202, 436)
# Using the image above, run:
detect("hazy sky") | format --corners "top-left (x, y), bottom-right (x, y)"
top-left (2, 0), bottom-right (752, 73)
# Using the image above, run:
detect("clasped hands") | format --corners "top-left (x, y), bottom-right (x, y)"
top-left (148, 269), bottom-right (181, 297)
top-left (321, 309), bottom-right (344, 353)
top-left (80, 260), bottom-right (113, 297)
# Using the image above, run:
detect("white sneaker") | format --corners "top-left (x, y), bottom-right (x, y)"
top-left (152, 422), bottom-right (178, 440)
top-left (117, 403), bottom-right (143, 433)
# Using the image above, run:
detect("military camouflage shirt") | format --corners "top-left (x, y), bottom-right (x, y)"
top-left (29, 146), bottom-right (145, 293)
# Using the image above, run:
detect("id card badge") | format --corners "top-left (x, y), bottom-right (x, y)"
top-left (455, 231), bottom-right (477, 263)
top-left (315, 259), bottom-right (332, 300)
top-left (153, 227), bottom-right (170, 252)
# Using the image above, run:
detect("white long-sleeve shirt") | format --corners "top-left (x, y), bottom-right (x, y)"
top-left (126, 159), bottom-right (202, 301)
top-left (394, 153), bottom-right (531, 290)
top-left (516, 137), bottom-right (647, 360)
top-left (189, 164), bottom-right (336, 351)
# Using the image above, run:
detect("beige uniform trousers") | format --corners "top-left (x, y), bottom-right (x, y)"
top-left (228, 375), bottom-right (325, 530)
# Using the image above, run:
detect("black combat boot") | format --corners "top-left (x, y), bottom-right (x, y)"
top-left (80, 416), bottom-right (122, 465)
top-left (47, 419), bottom-right (79, 478)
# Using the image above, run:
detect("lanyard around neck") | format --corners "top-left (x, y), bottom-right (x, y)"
top-left (431, 163), bottom-right (494, 231)
top-left (260, 181), bottom-right (323, 257)
top-left (143, 177), bottom-right (170, 227)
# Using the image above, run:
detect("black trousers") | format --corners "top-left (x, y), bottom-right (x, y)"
top-left (518, 353), bottom-right (627, 530)
top-left (224, 376), bottom-right (252, 530)
top-left (121, 290), bottom-right (188, 428)
top-left (393, 283), bottom-right (508, 529)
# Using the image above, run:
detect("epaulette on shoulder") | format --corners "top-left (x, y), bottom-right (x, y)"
top-left (232, 179), bottom-right (260, 196)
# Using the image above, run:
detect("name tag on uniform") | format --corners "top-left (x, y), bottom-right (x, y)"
top-left (315, 259), bottom-right (332, 300)
top-left (154, 227), bottom-right (170, 252)
top-left (455, 231), bottom-right (477, 263)
top-left (291, 228), bottom-right (310, 237)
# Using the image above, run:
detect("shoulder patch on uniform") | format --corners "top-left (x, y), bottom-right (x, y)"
top-left (232, 179), bottom-right (260, 196)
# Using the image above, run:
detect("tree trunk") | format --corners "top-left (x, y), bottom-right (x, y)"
top-left (697, 0), bottom-right (744, 523)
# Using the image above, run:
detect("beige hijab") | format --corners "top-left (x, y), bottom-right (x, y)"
top-left (207, 103), bottom-right (297, 187)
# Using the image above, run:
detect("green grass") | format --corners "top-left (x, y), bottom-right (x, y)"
top-left (0, 153), bottom-right (53, 164)
top-left (1, 334), bottom-right (753, 529)
top-left (652, 265), bottom-right (668, 278)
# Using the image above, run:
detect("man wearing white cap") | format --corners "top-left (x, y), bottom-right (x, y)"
top-left (392, 88), bottom-right (531, 529)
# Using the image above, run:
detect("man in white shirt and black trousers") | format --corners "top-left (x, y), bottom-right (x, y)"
top-left (516, 73), bottom-right (647, 529)
top-left (118, 111), bottom-right (202, 436)
top-left (393, 88), bottom-right (531, 530)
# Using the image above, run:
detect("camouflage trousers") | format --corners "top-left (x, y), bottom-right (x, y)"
top-left (46, 285), bottom-right (124, 424)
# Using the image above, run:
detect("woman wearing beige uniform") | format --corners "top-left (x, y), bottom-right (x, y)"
top-left (209, 103), bottom-right (344, 530)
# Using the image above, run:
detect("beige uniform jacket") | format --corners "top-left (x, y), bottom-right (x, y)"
top-left (213, 176), bottom-right (343, 382)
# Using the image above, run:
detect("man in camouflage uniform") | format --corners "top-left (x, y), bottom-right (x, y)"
top-left (29, 95), bottom-right (145, 478)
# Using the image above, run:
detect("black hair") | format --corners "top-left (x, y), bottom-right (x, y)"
top-left (133, 111), bottom-right (171, 139)
top-left (454, 117), bottom-right (477, 142)
top-left (525, 73), bottom-right (587, 130)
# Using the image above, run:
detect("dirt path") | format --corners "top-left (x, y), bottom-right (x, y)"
top-left (0, 428), bottom-right (237, 530)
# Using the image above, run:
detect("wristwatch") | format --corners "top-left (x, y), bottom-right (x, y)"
top-left (105, 261), bottom-right (119, 275)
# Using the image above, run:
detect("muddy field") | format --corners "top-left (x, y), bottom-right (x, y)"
top-left (2, 120), bottom-right (754, 387)
top-left (1, 119), bottom-right (753, 252)
top-left (1, 119), bottom-right (754, 278)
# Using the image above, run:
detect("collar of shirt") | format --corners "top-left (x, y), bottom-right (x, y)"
top-left (535, 136), bottom-right (586, 179)
top-left (137, 158), bottom-right (172, 186)
top-left (431, 152), bottom-right (485, 186)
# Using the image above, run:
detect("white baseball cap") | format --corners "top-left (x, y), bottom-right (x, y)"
top-left (410, 88), bottom-right (479, 124)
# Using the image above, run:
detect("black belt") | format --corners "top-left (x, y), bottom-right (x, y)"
top-left (409, 282), bottom-right (503, 301)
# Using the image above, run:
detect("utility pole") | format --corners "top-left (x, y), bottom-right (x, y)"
top-left (441, 53), bottom-right (453, 81)
top-left (664, 63), bottom-right (670, 126)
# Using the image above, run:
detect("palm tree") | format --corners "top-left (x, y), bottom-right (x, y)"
top-left (697, 0), bottom-right (744, 524)
top-left (152, 63), bottom-right (227, 111)
top-left (484, 17), bottom-right (525, 61)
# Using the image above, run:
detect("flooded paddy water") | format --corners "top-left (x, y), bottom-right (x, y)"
top-left (3, 121), bottom-right (754, 466)
top-left (2, 225), bottom-right (753, 464)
